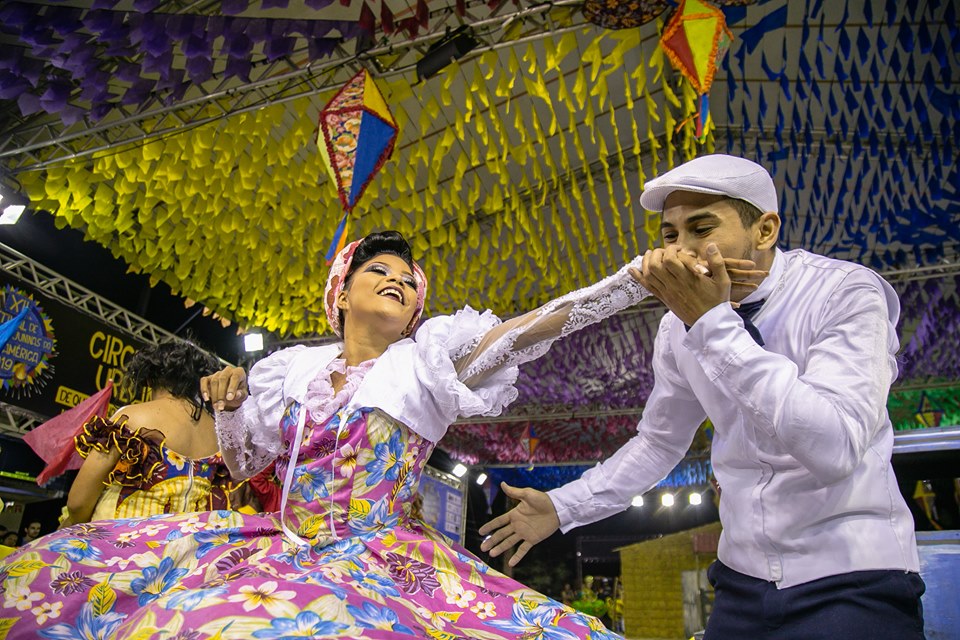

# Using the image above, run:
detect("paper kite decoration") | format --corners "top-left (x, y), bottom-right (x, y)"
top-left (659, 0), bottom-right (733, 139)
top-left (317, 68), bottom-right (399, 261)
top-left (914, 391), bottom-right (944, 428)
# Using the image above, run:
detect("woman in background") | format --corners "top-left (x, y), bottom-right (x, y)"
top-left (59, 340), bottom-right (248, 527)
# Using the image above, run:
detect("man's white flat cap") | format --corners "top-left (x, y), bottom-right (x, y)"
top-left (640, 154), bottom-right (778, 214)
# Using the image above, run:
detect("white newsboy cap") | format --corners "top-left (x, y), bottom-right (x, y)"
top-left (639, 154), bottom-right (778, 214)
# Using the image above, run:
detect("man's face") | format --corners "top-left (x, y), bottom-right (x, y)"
top-left (26, 522), bottom-right (40, 537)
top-left (660, 191), bottom-right (766, 302)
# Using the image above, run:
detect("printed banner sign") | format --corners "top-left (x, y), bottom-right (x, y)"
top-left (0, 271), bottom-right (149, 420)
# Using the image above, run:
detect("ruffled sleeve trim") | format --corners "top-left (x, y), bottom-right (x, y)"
top-left (414, 306), bottom-right (519, 422)
top-left (76, 415), bottom-right (164, 488)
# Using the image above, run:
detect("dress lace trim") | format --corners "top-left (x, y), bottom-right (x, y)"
top-left (304, 358), bottom-right (376, 425)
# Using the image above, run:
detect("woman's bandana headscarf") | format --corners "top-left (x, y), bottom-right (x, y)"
top-left (323, 237), bottom-right (428, 338)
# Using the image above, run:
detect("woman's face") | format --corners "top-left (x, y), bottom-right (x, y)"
top-left (2, 533), bottom-right (17, 546)
top-left (338, 253), bottom-right (419, 339)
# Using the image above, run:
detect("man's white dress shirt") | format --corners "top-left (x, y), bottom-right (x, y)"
top-left (548, 248), bottom-right (920, 588)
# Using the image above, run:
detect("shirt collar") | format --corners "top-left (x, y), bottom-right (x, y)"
top-left (739, 247), bottom-right (784, 305)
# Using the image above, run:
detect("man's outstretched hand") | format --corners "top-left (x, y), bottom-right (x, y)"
top-left (478, 483), bottom-right (561, 567)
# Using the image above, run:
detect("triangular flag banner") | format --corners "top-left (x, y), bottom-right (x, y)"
top-left (23, 381), bottom-right (114, 486)
top-left (0, 307), bottom-right (30, 352)
top-left (914, 391), bottom-right (943, 428)
top-left (528, 426), bottom-right (540, 460)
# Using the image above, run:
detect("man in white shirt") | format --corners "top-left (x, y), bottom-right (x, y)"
top-left (479, 154), bottom-right (925, 639)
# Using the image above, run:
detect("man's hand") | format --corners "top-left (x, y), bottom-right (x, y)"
top-left (200, 366), bottom-right (248, 412)
top-left (632, 243), bottom-right (733, 326)
top-left (478, 483), bottom-right (560, 567)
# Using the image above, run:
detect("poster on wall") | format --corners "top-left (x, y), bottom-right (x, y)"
top-left (0, 271), bottom-right (149, 420)
top-left (418, 466), bottom-right (467, 545)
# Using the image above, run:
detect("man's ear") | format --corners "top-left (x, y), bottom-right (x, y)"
top-left (755, 212), bottom-right (781, 251)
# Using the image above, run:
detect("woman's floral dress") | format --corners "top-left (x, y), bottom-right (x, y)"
top-left (76, 416), bottom-right (242, 521)
top-left (0, 358), bottom-right (621, 639)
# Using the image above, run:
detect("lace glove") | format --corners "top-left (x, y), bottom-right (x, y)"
top-left (457, 256), bottom-right (649, 385)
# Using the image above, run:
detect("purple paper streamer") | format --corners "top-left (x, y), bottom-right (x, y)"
top-left (17, 92), bottom-right (41, 115)
top-left (305, 0), bottom-right (337, 9)
top-left (265, 35), bottom-right (295, 61)
top-left (185, 55), bottom-right (213, 84)
top-left (222, 0), bottom-right (248, 15)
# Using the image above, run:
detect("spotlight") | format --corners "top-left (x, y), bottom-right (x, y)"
top-left (416, 26), bottom-right (480, 82)
top-left (631, 495), bottom-right (644, 507)
top-left (0, 192), bottom-right (28, 225)
top-left (689, 492), bottom-right (702, 506)
top-left (475, 472), bottom-right (488, 485)
top-left (661, 493), bottom-right (675, 507)
top-left (451, 463), bottom-right (468, 478)
top-left (243, 332), bottom-right (264, 352)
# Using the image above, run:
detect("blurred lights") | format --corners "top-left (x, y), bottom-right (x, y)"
top-left (0, 204), bottom-right (24, 225)
top-left (689, 492), bottom-right (702, 506)
top-left (452, 463), bottom-right (468, 478)
top-left (661, 493), bottom-right (675, 507)
top-left (631, 495), bottom-right (644, 507)
top-left (475, 472), bottom-right (488, 485)
top-left (243, 332), bottom-right (264, 352)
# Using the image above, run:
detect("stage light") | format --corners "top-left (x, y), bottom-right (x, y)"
top-left (452, 463), bottom-right (468, 478)
top-left (661, 493), bottom-right (675, 507)
top-left (689, 492), bottom-right (702, 505)
top-left (631, 495), bottom-right (644, 507)
top-left (475, 472), bottom-right (488, 485)
top-left (416, 26), bottom-right (479, 82)
top-left (243, 332), bottom-right (264, 352)
top-left (0, 205), bottom-right (24, 225)
top-left (0, 192), bottom-right (28, 225)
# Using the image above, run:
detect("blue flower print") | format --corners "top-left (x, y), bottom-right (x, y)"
top-left (348, 498), bottom-right (399, 540)
top-left (193, 527), bottom-right (245, 558)
top-left (348, 568), bottom-right (401, 598)
top-left (39, 602), bottom-right (125, 640)
top-left (164, 585), bottom-right (228, 611)
top-left (268, 545), bottom-right (315, 572)
top-left (130, 557), bottom-right (190, 606)
top-left (317, 537), bottom-right (365, 564)
top-left (48, 537), bottom-right (102, 562)
top-left (292, 465), bottom-right (331, 502)
top-left (293, 570), bottom-right (348, 599)
top-left (486, 601), bottom-right (583, 640)
top-left (251, 611), bottom-right (348, 639)
top-left (364, 429), bottom-right (405, 486)
top-left (346, 601), bottom-right (416, 635)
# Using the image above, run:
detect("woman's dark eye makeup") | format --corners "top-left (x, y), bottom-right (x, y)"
top-left (367, 264), bottom-right (417, 290)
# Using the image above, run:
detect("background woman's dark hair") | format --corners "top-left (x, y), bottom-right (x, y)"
top-left (122, 338), bottom-right (221, 419)
top-left (339, 230), bottom-right (415, 329)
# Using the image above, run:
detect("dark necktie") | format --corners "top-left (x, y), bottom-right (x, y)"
top-left (735, 299), bottom-right (766, 346)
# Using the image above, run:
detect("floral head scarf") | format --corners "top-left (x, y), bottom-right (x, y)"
top-left (323, 237), bottom-right (428, 338)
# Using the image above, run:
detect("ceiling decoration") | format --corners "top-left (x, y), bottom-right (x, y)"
top-left (1, 0), bottom-right (958, 468)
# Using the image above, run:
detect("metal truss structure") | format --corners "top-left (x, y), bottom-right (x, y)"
top-left (1, 241), bottom-right (183, 346)
top-left (0, 401), bottom-right (45, 438)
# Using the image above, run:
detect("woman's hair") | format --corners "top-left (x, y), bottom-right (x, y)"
top-left (123, 338), bottom-right (221, 418)
top-left (345, 230), bottom-right (414, 281)
top-left (339, 230), bottom-right (415, 329)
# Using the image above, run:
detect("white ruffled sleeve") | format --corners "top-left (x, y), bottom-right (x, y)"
top-left (214, 345), bottom-right (307, 479)
top-left (412, 307), bottom-right (520, 423)
top-left (455, 256), bottom-right (649, 385)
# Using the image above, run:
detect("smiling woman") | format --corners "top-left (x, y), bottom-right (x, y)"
top-left (0, 229), bottom-right (663, 639)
